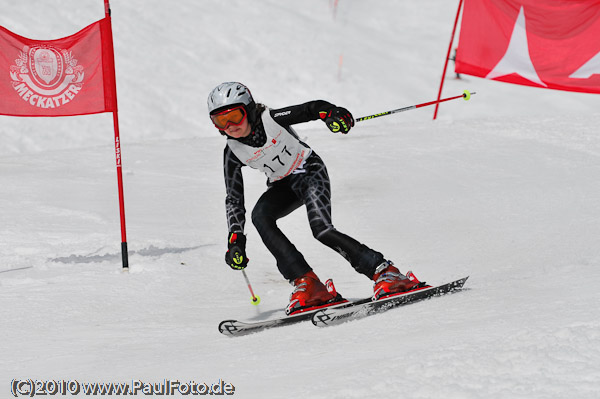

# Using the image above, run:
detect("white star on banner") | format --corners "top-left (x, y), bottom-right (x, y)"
top-left (485, 6), bottom-right (547, 87)
top-left (570, 51), bottom-right (600, 79)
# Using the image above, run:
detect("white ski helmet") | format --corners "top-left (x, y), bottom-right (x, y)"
top-left (207, 82), bottom-right (254, 114)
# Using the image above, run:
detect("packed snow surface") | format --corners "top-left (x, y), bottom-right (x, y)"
top-left (1, 1), bottom-right (599, 398)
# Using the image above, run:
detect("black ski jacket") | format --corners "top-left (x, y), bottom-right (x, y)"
top-left (223, 100), bottom-right (335, 233)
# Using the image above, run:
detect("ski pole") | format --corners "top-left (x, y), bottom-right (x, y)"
top-left (356, 90), bottom-right (475, 122)
top-left (242, 269), bottom-right (261, 305)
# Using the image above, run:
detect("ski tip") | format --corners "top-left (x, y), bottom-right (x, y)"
top-left (218, 320), bottom-right (239, 336)
top-left (453, 276), bottom-right (469, 285)
top-left (452, 276), bottom-right (470, 290)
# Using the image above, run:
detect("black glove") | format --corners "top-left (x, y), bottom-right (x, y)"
top-left (319, 106), bottom-right (355, 134)
top-left (225, 232), bottom-right (248, 270)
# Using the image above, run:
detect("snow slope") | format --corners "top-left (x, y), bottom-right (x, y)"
top-left (1, 1), bottom-right (600, 398)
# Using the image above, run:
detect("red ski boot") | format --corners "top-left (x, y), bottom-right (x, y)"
top-left (372, 261), bottom-right (421, 300)
top-left (286, 271), bottom-right (345, 315)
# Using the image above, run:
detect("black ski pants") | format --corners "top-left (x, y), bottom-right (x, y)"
top-left (251, 152), bottom-right (384, 282)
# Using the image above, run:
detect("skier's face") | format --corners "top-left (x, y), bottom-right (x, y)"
top-left (211, 105), bottom-right (252, 138)
top-left (224, 117), bottom-right (251, 139)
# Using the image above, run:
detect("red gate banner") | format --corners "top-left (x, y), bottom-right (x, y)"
top-left (0, 17), bottom-right (117, 116)
top-left (455, 0), bottom-right (600, 94)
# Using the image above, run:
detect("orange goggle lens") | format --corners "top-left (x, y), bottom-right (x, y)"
top-left (211, 106), bottom-right (247, 130)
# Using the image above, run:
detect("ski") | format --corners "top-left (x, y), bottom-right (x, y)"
top-left (219, 276), bottom-right (468, 336)
top-left (218, 300), bottom-right (350, 337)
top-left (311, 276), bottom-right (469, 327)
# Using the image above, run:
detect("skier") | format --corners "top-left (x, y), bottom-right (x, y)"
top-left (208, 82), bottom-right (419, 315)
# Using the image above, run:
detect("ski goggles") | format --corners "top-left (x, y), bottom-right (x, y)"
top-left (210, 106), bottom-right (247, 130)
